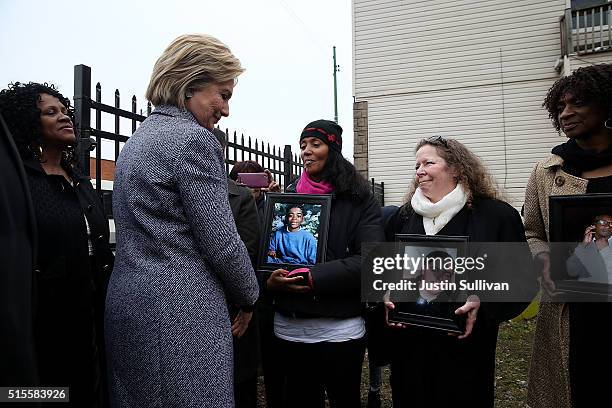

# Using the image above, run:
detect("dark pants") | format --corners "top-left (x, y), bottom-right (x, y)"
top-left (258, 302), bottom-right (285, 408)
top-left (389, 327), bottom-right (497, 408)
top-left (232, 309), bottom-right (259, 408)
top-left (569, 303), bottom-right (612, 407)
top-left (235, 377), bottom-right (257, 408)
top-left (278, 337), bottom-right (365, 408)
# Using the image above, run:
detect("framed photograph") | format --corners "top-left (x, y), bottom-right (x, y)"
top-left (387, 234), bottom-right (469, 334)
top-left (257, 193), bottom-right (332, 272)
top-left (549, 194), bottom-right (612, 301)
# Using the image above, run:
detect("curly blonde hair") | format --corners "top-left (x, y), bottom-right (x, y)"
top-left (146, 34), bottom-right (245, 109)
top-left (403, 137), bottom-right (500, 209)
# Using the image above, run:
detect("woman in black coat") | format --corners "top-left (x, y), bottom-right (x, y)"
top-left (227, 177), bottom-right (261, 408)
top-left (0, 112), bottom-right (38, 387)
top-left (266, 119), bottom-right (385, 407)
top-left (228, 160), bottom-right (283, 407)
top-left (384, 136), bottom-right (535, 408)
top-left (0, 83), bottom-right (114, 407)
top-left (214, 128), bottom-right (261, 408)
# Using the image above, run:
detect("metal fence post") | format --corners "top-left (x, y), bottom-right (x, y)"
top-left (74, 65), bottom-right (92, 175)
top-left (283, 145), bottom-right (293, 188)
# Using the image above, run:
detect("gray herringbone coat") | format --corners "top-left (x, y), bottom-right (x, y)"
top-left (105, 105), bottom-right (259, 407)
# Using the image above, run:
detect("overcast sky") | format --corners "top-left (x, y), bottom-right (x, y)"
top-left (0, 0), bottom-right (354, 161)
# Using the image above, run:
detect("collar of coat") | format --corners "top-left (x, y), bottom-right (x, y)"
top-left (151, 104), bottom-right (197, 123)
top-left (541, 154), bottom-right (564, 169)
top-left (22, 156), bottom-right (89, 181)
top-left (227, 178), bottom-right (243, 196)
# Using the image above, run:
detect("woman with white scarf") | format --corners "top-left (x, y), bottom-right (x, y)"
top-left (383, 136), bottom-right (533, 408)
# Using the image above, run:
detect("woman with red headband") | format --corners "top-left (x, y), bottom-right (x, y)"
top-left (266, 119), bottom-right (384, 407)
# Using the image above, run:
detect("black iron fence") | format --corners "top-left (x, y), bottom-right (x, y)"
top-left (221, 129), bottom-right (303, 188)
top-left (371, 178), bottom-right (385, 207)
top-left (72, 64), bottom-right (383, 213)
top-left (73, 65), bottom-right (150, 201)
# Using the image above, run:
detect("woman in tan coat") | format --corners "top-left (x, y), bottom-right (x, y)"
top-left (525, 64), bottom-right (612, 408)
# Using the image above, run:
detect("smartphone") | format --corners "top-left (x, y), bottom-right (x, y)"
top-left (237, 172), bottom-right (269, 188)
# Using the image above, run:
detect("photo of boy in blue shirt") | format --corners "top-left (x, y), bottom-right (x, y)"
top-left (267, 206), bottom-right (317, 265)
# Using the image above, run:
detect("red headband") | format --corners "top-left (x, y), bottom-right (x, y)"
top-left (304, 127), bottom-right (339, 145)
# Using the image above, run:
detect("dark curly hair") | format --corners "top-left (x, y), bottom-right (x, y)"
top-left (229, 160), bottom-right (264, 181)
top-left (543, 63), bottom-right (612, 132)
top-left (319, 148), bottom-right (371, 199)
top-left (0, 82), bottom-right (77, 165)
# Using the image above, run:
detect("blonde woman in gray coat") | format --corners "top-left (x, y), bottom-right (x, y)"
top-left (106, 34), bottom-right (259, 408)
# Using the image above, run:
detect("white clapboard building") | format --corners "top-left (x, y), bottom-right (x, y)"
top-left (352, 0), bottom-right (612, 208)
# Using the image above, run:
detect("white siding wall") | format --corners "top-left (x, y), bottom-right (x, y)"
top-left (367, 80), bottom-right (561, 206)
top-left (353, 0), bottom-right (568, 208)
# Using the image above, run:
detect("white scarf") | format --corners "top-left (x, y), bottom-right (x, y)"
top-left (410, 184), bottom-right (468, 235)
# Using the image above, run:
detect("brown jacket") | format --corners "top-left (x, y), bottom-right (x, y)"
top-left (524, 154), bottom-right (587, 408)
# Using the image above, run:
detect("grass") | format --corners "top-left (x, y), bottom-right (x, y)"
top-left (256, 318), bottom-right (536, 407)
top-left (494, 318), bottom-right (536, 408)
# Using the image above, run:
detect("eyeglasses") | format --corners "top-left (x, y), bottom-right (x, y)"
top-left (595, 219), bottom-right (612, 227)
top-left (427, 135), bottom-right (448, 147)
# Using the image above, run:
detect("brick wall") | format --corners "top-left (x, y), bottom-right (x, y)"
top-left (353, 101), bottom-right (368, 179)
top-left (89, 158), bottom-right (115, 181)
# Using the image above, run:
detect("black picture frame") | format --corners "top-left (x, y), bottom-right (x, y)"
top-left (257, 193), bottom-right (332, 272)
top-left (387, 234), bottom-right (470, 334)
top-left (549, 194), bottom-right (612, 301)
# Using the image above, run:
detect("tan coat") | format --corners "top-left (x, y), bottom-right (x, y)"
top-left (523, 154), bottom-right (588, 408)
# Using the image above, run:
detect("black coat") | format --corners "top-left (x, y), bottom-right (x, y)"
top-left (228, 179), bottom-right (261, 384)
top-left (273, 182), bottom-right (385, 318)
top-left (229, 179), bottom-right (260, 264)
top-left (24, 157), bottom-right (114, 407)
top-left (384, 198), bottom-right (536, 408)
top-left (0, 114), bottom-right (38, 387)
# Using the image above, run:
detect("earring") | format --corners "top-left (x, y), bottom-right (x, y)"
top-left (29, 143), bottom-right (43, 158)
top-left (605, 119), bottom-right (612, 130)
top-left (185, 91), bottom-right (193, 99)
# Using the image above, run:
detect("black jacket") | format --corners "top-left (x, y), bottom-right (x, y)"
top-left (227, 179), bottom-right (261, 383)
top-left (385, 198), bottom-right (536, 323)
top-left (0, 113), bottom-right (38, 387)
top-left (383, 197), bottom-right (536, 408)
top-left (228, 179), bottom-right (260, 264)
top-left (24, 157), bottom-right (114, 406)
top-left (273, 180), bottom-right (385, 318)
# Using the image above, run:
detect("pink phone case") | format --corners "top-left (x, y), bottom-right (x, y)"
top-left (237, 172), bottom-right (269, 188)
top-left (287, 268), bottom-right (310, 286)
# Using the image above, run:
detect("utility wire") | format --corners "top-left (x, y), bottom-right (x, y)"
top-left (499, 48), bottom-right (508, 189)
top-left (277, 0), bottom-right (328, 55)
top-left (571, 55), bottom-right (599, 66)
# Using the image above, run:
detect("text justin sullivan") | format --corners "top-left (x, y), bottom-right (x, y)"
top-left (372, 279), bottom-right (509, 291)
